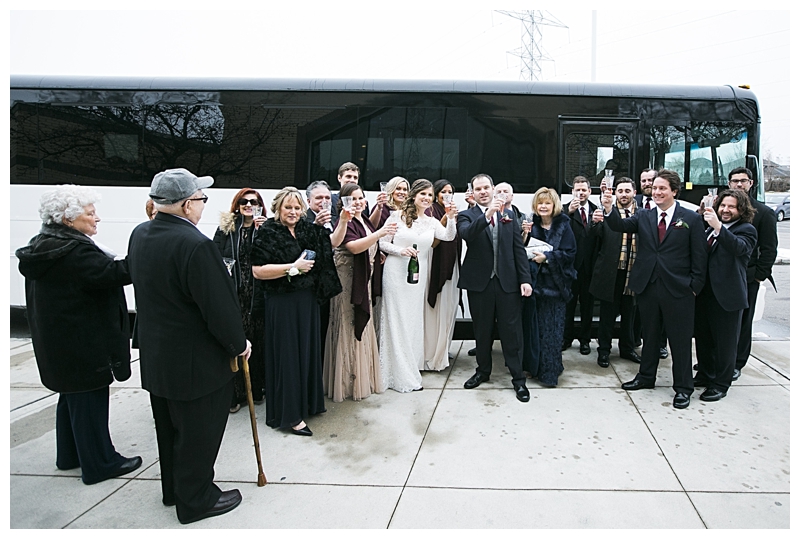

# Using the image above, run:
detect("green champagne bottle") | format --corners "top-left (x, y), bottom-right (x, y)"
top-left (407, 243), bottom-right (419, 284)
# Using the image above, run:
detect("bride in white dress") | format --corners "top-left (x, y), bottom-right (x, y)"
top-left (379, 179), bottom-right (458, 392)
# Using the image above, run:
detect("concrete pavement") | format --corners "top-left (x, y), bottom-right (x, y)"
top-left (9, 336), bottom-right (790, 529)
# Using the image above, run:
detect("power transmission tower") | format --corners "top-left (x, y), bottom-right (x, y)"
top-left (497, 10), bottom-right (568, 81)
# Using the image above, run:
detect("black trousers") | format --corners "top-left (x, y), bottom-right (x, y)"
top-left (635, 278), bottom-right (695, 395)
top-left (467, 276), bottom-right (525, 387)
top-left (735, 280), bottom-right (761, 370)
top-left (56, 386), bottom-right (126, 484)
top-left (564, 265), bottom-right (594, 345)
top-left (694, 287), bottom-right (742, 392)
top-left (597, 269), bottom-right (636, 355)
top-left (150, 380), bottom-right (233, 522)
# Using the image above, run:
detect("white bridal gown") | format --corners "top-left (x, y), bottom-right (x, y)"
top-left (379, 211), bottom-right (456, 392)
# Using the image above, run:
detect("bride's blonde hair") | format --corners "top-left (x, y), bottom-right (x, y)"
top-left (400, 179), bottom-right (433, 228)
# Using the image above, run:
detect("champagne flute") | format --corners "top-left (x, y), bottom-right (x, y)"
top-left (252, 206), bottom-right (263, 219)
top-left (320, 199), bottom-right (333, 230)
top-left (441, 193), bottom-right (453, 209)
top-left (380, 182), bottom-right (388, 192)
top-left (222, 257), bottom-right (236, 277)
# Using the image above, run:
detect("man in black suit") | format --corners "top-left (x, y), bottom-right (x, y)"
top-left (726, 167), bottom-right (778, 381)
top-left (602, 169), bottom-right (707, 409)
top-left (634, 168), bottom-right (668, 359)
top-left (458, 173), bottom-right (533, 402)
top-left (562, 176), bottom-right (597, 355)
top-left (588, 177), bottom-right (641, 368)
top-left (694, 190), bottom-right (757, 401)
top-left (127, 168), bottom-right (252, 525)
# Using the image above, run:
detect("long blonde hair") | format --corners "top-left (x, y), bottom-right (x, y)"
top-left (400, 179), bottom-right (433, 228)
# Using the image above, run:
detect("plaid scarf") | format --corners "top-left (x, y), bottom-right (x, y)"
top-left (617, 203), bottom-right (637, 295)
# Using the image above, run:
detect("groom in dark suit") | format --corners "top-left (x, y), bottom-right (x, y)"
top-left (603, 169), bottom-right (707, 409)
top-left (458, 173), bottom-right (533, 402)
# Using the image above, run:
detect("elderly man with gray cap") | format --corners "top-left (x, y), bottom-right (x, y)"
top-left (127, 168), bottom-right (251, 525)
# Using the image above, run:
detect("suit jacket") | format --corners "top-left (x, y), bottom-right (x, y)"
top-left (563, 201), bottom-right (598, 271)
top-left (747, 195), bottom-right (778, 284)
top-left (457, 205), bottom-right (531, 294)
top-left (304, 208), bottom-right (316, 223)
top-left (588, 207), bottom-right (634, 303)
top-left (605, 202), bottom-right (707, 299)
top-left (704, 221), bottom-right (757, 311)
top-left (634, 194), bottom-right (653, 210)
top-left (127, 212), bottom-right (247, 401)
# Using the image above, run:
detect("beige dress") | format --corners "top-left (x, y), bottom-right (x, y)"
top-left (323, 239), bottom-right (384, 402)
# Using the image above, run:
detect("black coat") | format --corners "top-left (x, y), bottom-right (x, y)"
top-left (127, 212), bottom-right (247, 401)
top-left (588, 207), bottom-right (633, 303)
top-left (562, 200), bottom-right (598, 271)
top-left (16, 224), bottom-right (132, 393)
top-left (528, 213), bottom-right (577, 302)
top-left (747, 196), bottom-right (778, 285)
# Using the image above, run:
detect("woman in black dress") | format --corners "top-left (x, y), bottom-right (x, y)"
top-left (251, 187), bottom-right (342, 436)
top-left (213, 188), bottom-right (267, 411)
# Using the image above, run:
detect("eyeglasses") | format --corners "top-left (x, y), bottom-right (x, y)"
top-left (729, 179), bottom-right (752, 185)
top-left (238, 198), bottom-right (261, 207)
top-left (184, 196), bottom-right (209, 204)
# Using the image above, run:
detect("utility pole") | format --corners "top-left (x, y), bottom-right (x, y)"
top-left (591, 11), bottom-right (597, 82)
top-left (497, 10), bottom-right (568, 81)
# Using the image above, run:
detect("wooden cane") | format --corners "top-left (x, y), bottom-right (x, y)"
top-left (240, 354), bottom-right (267, 486)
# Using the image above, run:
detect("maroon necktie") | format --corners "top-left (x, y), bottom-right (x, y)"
top-left (658, 212), bottom-right (667, 243)
top-left (707, 233), bottom-right (716, 251)
top-left (580, 206), bottom-right (587, 227)
top-left (645, 198), bottom-right (652, 210)
top-left (489, 214), bottom-right (495, 226)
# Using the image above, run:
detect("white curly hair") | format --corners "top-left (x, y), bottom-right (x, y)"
top-left (39, 185), bottom-right (101, 225)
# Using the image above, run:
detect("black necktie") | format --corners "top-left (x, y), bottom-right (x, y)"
top-left (645, 198), bottom-right (652, 210)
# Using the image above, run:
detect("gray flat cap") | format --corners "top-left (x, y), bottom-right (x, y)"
top-left (149, 168), bottom-right (214, 204)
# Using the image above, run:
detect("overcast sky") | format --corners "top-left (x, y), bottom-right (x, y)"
top-left (9, 6), bottom-right (793, 163)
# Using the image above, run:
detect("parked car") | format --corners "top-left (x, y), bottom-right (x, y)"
top-left (765, 192), bottom-right (790, 221)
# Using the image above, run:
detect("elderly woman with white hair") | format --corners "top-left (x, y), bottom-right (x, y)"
top-left (251, 186), bottom-right (342, 436)
top-left (15, 185), bottom-right (142, 485)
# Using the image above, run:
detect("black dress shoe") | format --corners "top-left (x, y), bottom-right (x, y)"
top-left (579, 342), bottom-right (591, 355)
top-left (659, 347), bottom-right (669, 359)
top-left (673, 392), bottom-right (690, 409)
top-left (621, 378), bottom-right (655, 391)
top-left (731, 368), bottom-right (741, 381)
top-left (514, 385), bottom-right (530, 402)
top-left (179, 489), bottom-right (242, 525)
top-left (693, 363), bottom-right (699, 371)
top-left (467, 347), bottom-right (477, 356)
top-left (290, 425), bottom-right (313, 436)
top-left (597, 353), bottom-right (610, 368)
top-left (83, 456), bottom-right (143, 485)
top-left (700, 388), bottom-right (727, 402)
top-left (464, 373), bottom-right (489, 389)
top-left (620, 350), bottom-right (641, 364)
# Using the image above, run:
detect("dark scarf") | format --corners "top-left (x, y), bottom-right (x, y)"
top-left (425, 202), bottom-right (461, 308)
top-left (345, 217), bottom-right (378, 341)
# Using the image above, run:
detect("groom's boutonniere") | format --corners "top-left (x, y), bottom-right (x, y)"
top-left (500, 214), bottom-right (513, 224)
top-left (672, 218), bottom-right (689, 229)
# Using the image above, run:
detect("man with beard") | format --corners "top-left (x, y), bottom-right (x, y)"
top-left (693, 190), bottom-right (756, 401)
top-left (589, 177), bottom-right (642, 367)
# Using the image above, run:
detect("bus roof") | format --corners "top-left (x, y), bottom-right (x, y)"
top-left (10, 75), bottom-right (758, 104)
